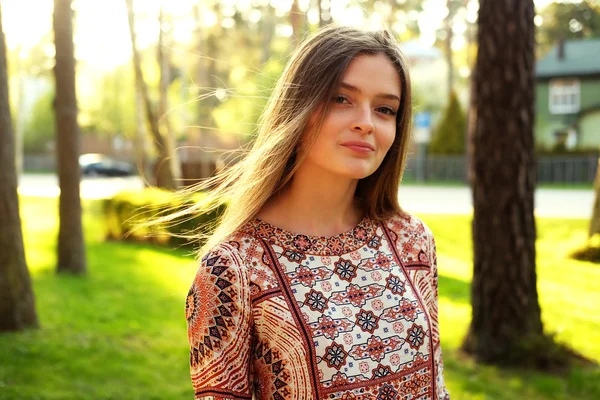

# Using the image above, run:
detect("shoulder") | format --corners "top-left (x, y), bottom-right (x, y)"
top-left (200, 241), bottom-right (243, 267)
top-left (382, 211), bottom-right (434, 241)
top-left (191, 239), bottom-right (253, 306)
top-left (381, 211), bottom-right (434, 266)
top-left (201, 227), bottom-right (262, 263)
top-left (197, 227), bottom-right (267, 278)
top-left (197, 224), bottom-right (258, 270)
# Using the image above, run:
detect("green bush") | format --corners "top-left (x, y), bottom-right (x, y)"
top-left (428, 91), bottom-right (467, 155)
top-left (103, 188), bottom-right (226, 249)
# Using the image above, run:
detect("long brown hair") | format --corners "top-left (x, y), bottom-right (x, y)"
top-left (157, 26), bottom-right (412, 259)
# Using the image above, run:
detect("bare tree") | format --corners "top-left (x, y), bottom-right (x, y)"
top-left (125, 0), bottom-right (176, 190)
top-left (53, 0), bottom-right (86, 274)
top-left (134, 78), bottom-right (151, 183)
top-left (158, 5), bottom-right (182, 186)
top-left (0, 4), bottom-right (39, 331)
top-left (316, 0), bottom-right (331, 27)
top-left (464, 0), bottom-right (546, 365)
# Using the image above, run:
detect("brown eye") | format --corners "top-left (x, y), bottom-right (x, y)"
top-left (333, 95), bottom-right (350, 104)
top-left (377, 106), bottom-right (397, 116)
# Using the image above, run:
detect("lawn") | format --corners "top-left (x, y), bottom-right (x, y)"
top-left (0, 196), bottom-right (598, 399)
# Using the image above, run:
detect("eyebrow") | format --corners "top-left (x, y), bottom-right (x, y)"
top-left (339, 82), bottom-right (401, 103)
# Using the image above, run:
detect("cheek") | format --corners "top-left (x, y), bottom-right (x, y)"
top-left (379, 125), bottom-right (397, 155)
top-left (306, 121), bottom-right (339, 158)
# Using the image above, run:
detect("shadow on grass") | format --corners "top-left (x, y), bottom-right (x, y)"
top-left (5, 196), bottom-right (599, 399)
top-left (0, 239), bottom-right (197, 400)
top-left (438, 274), bottom-right (471, 305)
top-left (442, 348), bottom-right (600, 400)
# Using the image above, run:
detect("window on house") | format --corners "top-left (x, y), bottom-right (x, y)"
top-left (549, 79), bottom-right (580, 114)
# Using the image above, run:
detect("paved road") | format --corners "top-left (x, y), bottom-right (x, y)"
top-left (18, 174), bottom-right (595, 218)
top-left (399, 185), bottom-right (594, 218)
top-left (18, 173), bottom-right (145, 200)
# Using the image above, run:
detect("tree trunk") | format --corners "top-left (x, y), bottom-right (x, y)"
top-left (134, 82), bottom-right (151, 185)
top-left (589, 159), bottom-right (600, 238)
top-left (463, 0), bottom-right (544, 364)
top-left (0, 4), bottom-right (39, 332)
top-left (125, 0), bottom-right (175, 190)
top-left (53, 0), bottom-right (87, 274)
top-left (14, 45), bottom-right (25, 175)
top-left (158, 6), bottom-right (182, 188)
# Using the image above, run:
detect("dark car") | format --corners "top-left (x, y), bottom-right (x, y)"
top-left (79, 154), bottom-right (135, 177)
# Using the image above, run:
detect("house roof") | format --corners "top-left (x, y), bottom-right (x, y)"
top-left (536, 38), bottom-right (600, 78)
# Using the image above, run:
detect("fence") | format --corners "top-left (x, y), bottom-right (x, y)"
top-left (403, 154), bottom-right (599, 184)
top-left (23, 153), bottom-right (599, 185)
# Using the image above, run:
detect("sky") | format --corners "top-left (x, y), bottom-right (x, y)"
top-left (0, 0), bottom-right (573, 72)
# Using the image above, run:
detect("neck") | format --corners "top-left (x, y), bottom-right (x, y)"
top-left (258, 163), bottom-right (364, 237)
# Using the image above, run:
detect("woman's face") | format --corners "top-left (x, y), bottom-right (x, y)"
top-left (302, 53), bottom-right (401, 181)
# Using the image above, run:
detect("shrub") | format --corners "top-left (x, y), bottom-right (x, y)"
top-left (428, 91), bottom-right (467, 155)
top-left (103, 188), bottom-right (226, 250)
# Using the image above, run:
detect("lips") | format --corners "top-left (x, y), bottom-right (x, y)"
top-left (341, 141), bottom-right (375, 152)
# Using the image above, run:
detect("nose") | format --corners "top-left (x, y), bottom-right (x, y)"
top-left (351, 105), bottom-right (374, 134)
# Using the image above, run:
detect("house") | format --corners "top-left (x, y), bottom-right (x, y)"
top-left (535, 38), bottom-right (600, 150)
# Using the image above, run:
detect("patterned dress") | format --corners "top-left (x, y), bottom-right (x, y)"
top-left (185, 213), bottom-right (450, 399)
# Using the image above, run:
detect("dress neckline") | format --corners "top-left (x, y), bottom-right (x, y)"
top-left (242, 215), bottom-right (377, 256)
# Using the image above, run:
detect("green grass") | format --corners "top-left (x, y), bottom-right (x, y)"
top-left (425, 215), bottom-right (600, 399)
top-left (0, 197), bottom-right (598, 399)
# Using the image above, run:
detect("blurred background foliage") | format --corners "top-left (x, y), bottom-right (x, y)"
top-left (2, 0), bottom-right (595, 160)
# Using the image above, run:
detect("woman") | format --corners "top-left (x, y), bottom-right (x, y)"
top-left (185, 26), bottom-right (450, 399)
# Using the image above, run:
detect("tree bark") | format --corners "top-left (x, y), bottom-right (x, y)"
top-left (0, 4), bottom-right (39, 331)
top-left (463, 0), bottom-right (544, 364)
top-left (14, 45), bottom-right (25, 175)
top-left (125, 0), bottom-right (175, 190)
top-left (53, 0), bottom-right (87, 274)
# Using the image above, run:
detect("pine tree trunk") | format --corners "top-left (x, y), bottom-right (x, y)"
top-left (125, 0), bottom-right (175, 190)
top-left (0, 4), bottom-right (39, 332)
top-left (53, 0), bottom-right (87, 274)
top-left (463, 0), bottom-right (544, 364)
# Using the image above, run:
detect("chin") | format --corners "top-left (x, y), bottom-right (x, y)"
top-left (341, 166), bottom-right (378, 180)
top-left (345, 160), bottom-right (380, 178)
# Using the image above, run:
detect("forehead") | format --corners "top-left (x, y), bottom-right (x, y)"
top-left (340, 53), bottom-right (401, 97)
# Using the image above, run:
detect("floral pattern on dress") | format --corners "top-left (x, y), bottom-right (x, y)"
top-left (187, 214), bottom-right (450, 400)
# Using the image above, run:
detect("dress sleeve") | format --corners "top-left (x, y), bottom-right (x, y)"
top-left (428, 232), bottom-right (451, 400)
top-left (185, 243), bottom-right (254, 400)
